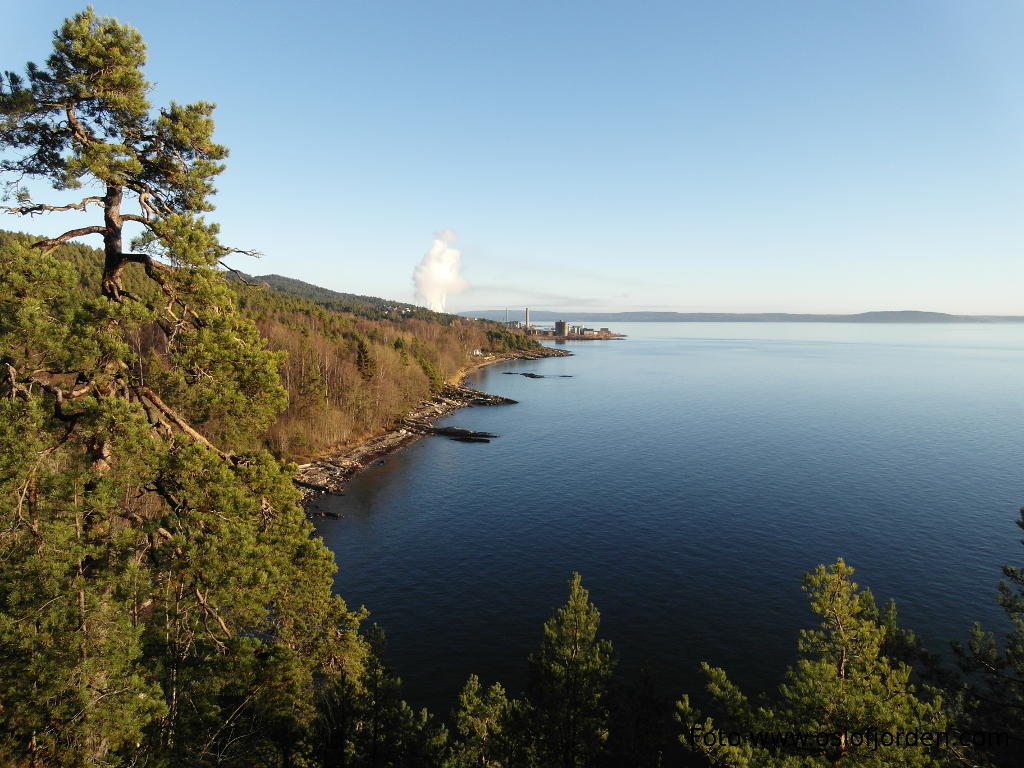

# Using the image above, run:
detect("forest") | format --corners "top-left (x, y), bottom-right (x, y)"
top-left (1, 8), bottom-right (1023, 767)
top-left (0, 229), bottom-right (537, 462)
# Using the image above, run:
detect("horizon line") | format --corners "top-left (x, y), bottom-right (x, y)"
top-left (456, 308), bottom-right (1024, 318)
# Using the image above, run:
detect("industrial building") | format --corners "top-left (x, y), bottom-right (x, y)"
top-left (525, 320), bottom-right (625, 341)
top-left (497, 309), bottom-right (624, 340)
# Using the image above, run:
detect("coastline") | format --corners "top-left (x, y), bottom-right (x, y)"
top-left (295, 346), bottom-right (571, 509)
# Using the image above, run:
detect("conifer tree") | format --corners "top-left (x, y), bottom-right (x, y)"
top-left (448, 674), bottom-right (511, 768)
top-left (0, 9), bottom-right (364, 765)
top-left (329, 624), bottom-right (448, 768)
top-left (526, 573), bottom-right (615, 768)
top-left (954, 508), bottom-right (1024, 767)
top-left (1, 6), bottom-right (238, 301)
top-left (676, 559), bottom-right (951, 768)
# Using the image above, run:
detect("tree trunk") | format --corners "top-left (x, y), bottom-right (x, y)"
top-left (101, 184), bottom-right (126, 299)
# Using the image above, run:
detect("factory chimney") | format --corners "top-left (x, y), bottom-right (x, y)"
top-left (525, 307), bottom-right (530, 329)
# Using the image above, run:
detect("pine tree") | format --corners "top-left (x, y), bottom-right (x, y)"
top-left (676, 559), bottom-right (951, 768)
top-left (355, 335), bottom-right (376, 380)
top-left (526, 573), bottom-right (615, 768)
top-left (327, 624), bottom-right (448, 768)
top-left (1, 6), bottom-right (234, 301)
top-left (954, 507), bottom-right (1024, 767)
top-left (448, 674), bottom-right (511, 768)
top-left (0, 9), bottom-right (364, 765)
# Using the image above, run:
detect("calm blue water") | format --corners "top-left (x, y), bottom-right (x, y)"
top-left (314, 322), bottom-right (1024, 713)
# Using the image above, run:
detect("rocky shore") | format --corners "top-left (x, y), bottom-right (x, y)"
top-left (296, 346), bottom-right (571, 509)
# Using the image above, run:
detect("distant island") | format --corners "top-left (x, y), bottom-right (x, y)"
top-left (461, 309), bottom-right (1024, 324)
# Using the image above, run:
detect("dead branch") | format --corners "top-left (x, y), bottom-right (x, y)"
top-left (224, 247), bottom-right (262, 259)
top-left (136, 396), bottom-right (174, 439)
top-left (6, 367), bottom-right (93, 420)
top-left (137, 190), bottom-right (158, 219)
top-left (4, 364), bottom-right (30, 400)
top-left (89, 438), bottom-right (112, 474)
top-left (217, 260), bottom-right (257, 285)
top-left (0, 196), bottom-right (104, 216)
top-left (134, 385), bottom-right (233, 461)
top-left (194, 585), bottom-right (232, 640)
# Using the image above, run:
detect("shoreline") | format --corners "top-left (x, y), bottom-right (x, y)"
top-left (295, 346), bottom-right (571, 509)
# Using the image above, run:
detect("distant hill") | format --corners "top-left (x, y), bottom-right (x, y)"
top-left (461, 309), bottom-right (1024, 324)
top-left (238, 273), bottom-right (451, 323)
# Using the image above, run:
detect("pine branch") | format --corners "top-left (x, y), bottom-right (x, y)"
top-left (3, 363), bottom-right (30, 401)
top-left (194, 585), bottom-right (232, 639)
top-left (120, 213), bottom-right (157, 227)
top-left (1, 196), bottom-right (104, 216)
top-left (32, 226), bottom-right (108, 253)
top-left (217, 259), bottom-right (257, 285)
top-left (65, 102), bottom-right (98, 146)
top-left (224, 247), bottom-right (263, 258)
top-left (134, 385), bottom-right (233, 461)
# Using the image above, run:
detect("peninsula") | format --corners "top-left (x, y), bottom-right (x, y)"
top-left (463, 309), bottom-right (1024, 324)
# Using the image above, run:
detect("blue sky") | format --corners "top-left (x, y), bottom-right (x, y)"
top-left (4, 1), bottom-right (1023, 314)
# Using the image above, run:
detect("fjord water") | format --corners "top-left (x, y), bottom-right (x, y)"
top-left (315, 322), bottom-right (1024, 711)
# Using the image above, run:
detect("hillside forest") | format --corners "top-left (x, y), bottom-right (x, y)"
top-left (0, 230), bottom-right (538, 461)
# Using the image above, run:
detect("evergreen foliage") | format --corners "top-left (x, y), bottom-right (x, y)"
top-left (677, 559), bottom-right (951, 767)
top-left (954, 506), bottom-right (1024, 767)
top-left (416, 355), bottom-right (445, 395)
top-left (0, 10), bottom-right (364, 765)
top-left (0, 206), bottom-right (367, 768)
top-left (448, 674), bottom-right (512, 768)
top-left (315, 624), bottom-right (450, 768)
top-left (484, 328), bottom-right (540, 353)
top-left (525, 573), bottom-right (615, 768)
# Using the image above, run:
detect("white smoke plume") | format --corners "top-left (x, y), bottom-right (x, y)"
top-left (413, 229), bottom-right (468, 313)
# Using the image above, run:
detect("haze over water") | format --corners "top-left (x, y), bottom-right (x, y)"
top-left (315, 322), bottom-right (1024, 712)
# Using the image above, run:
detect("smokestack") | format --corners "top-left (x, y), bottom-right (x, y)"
top-left (525, 307), bottom-right (530, 329)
